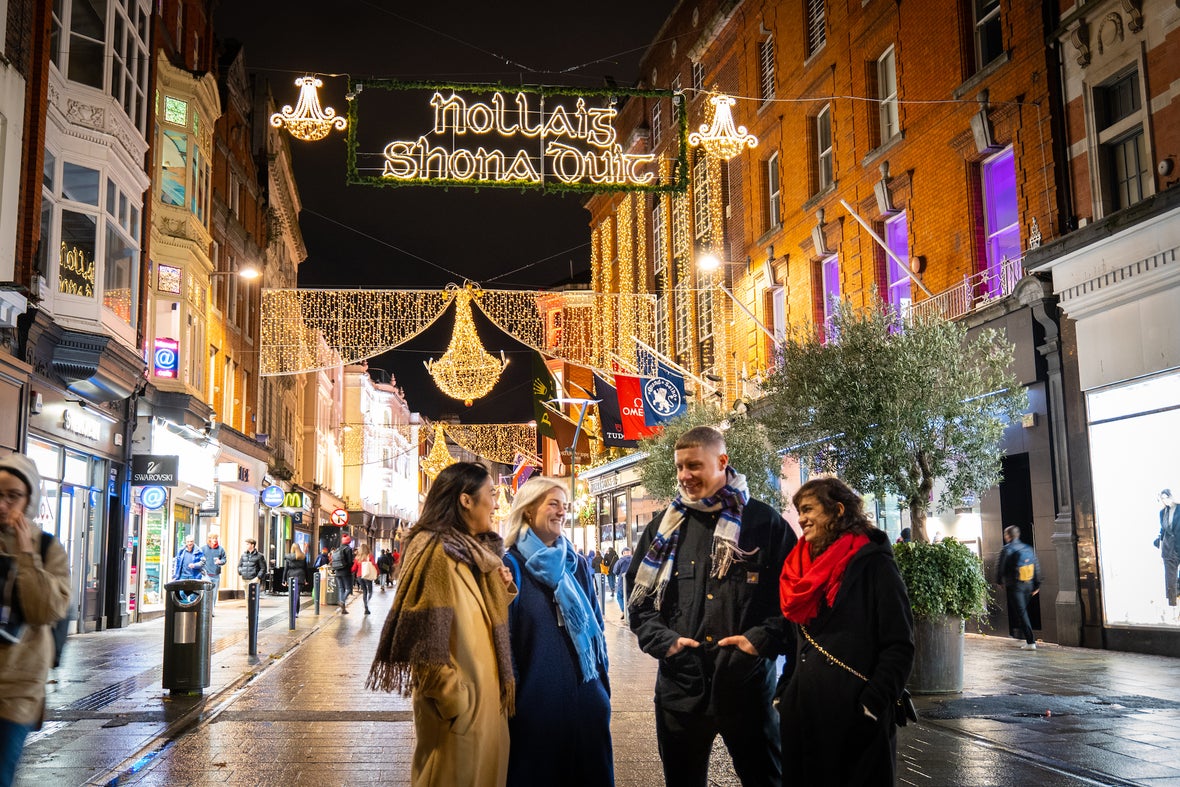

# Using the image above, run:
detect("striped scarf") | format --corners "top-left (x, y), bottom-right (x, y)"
top-left (628, 466), bottom-right (752, 610)
top-left (366, 523), bottom-right (515, 717)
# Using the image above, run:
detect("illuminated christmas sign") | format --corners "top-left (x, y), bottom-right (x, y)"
top-left (348, 81), bottom-right (687, 194)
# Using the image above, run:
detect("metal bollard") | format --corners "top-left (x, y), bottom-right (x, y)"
top-left (313, 570), bottom-right (321, 616)
top-left (288, 578), bottom-right (298, 630)
top-left (247, 581), bottom-right (260, 656)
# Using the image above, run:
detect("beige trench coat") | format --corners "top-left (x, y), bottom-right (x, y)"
top-left (411, 554), bottom-right (510, 787)
top-left (0, 528), bottom-right (71, 728)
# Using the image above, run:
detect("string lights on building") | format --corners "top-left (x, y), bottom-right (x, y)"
top-left (270, 76), bottom-right (348, 142)
top-left (443, 423), bottom-right (537, 465)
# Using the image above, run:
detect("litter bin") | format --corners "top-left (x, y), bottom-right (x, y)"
top-left (162, 579), bottom-right (213, 693)
top-left (320, 568), bottom-right (338, 606)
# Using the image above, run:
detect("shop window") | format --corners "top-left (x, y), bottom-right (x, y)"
top-left (979, 147), bottom-right (1020, 299)
top-left (818, 255), bottom-right (839, 343)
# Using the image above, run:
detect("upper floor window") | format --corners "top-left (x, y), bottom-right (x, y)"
top-left (759, 37), bottom-right (776, 101)
top-left (158, 95), bottom-right (211, 226)
top-left (692, 152), bottom-right (710, 241)
top-left (651, 100), bottom-right (663, 148)
top-left (806, 0), bottom-right (826, 59)
top-left (671, 192), bottom-right (690, 260)
top-left (877, 47), bottom-right (899, 143)
top-left (674, 277), bottom-right (691, 361)
top-left (691, 61), bottom-right (704, 93)
top-left (819, 255), bottom-right (840, 342)
top-left (1095, 69), bottom-right (1150, 213)
top-left (884, 212), bottom-right (911, 317)
top-left (980, 147), bottom-right (1020, 299)
top-left (763, 152), bottom-right (781, 232)
top-left (973, 0), bottom-right (1002, 71)
top-left (813, 104), bottom-right (833, 193)
top-left (652, 200), bottom-right (668, 287)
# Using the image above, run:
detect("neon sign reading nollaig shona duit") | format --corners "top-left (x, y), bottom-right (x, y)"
top-left (347, 82), bottom-right (687, 194)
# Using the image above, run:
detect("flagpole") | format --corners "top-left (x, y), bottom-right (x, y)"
top-left (631, 336), bottom-right (718, 394)
top-left (548, 397), bottom-right (598, 556)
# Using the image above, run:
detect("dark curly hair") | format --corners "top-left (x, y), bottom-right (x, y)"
top-left (792, 477), bottom-right (874, 554)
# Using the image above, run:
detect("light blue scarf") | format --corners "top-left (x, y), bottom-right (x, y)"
top-left (516, 528), bottom-right (608, 683)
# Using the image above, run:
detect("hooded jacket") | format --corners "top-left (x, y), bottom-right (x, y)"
top-left (0, 452), bottom-right (72, 728)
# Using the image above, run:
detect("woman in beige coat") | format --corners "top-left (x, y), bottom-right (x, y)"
top-left (368, 461), bottom-right (516, 787)
top-left (0, 452), bottom-right (71, 785)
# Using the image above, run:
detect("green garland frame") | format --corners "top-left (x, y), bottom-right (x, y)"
top-left (345, 79), bottom-right (688, 194)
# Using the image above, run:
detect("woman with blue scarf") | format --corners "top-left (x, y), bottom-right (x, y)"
top-left (503, 477), bottom-right (613, 786)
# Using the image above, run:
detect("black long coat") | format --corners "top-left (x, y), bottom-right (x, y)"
top-left (779, 530), bottom-right (914, 787)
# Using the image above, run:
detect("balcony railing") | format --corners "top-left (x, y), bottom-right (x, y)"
top-left (907, 256), bottom-right (1024, 322)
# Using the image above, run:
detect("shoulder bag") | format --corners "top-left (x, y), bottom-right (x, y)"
top-left (800, 625), bottom-right (919, 727)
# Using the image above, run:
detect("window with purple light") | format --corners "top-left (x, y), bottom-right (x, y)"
top-left (981, 147), bottom-right (1020, 299)
top-left (821, 255), bottom-right (840, 342)
top-left (885, 212), bottom-right (910, 318)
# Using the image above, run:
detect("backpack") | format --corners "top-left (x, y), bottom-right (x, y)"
top-left (331, 547), bottom-right (347, 571)
top-left (1016, 554), bottom-right (1036, 583)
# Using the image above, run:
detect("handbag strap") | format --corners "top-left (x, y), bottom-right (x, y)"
top-left (800, 625), bottom-right (868, 682)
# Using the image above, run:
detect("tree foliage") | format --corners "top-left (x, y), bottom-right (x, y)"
top-left (894, 539), bottom-right (991, 620)
top-left (759, 300), bottom-right (1027, 542)
top-left (636, 403), bottom-right (785, 509)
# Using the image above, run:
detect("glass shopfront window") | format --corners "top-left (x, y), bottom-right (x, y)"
top-left (1088, 371), bottom-right (1180, 628)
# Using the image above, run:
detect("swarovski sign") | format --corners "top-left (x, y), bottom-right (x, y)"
top-left (131, 455), bottom-right (179, 486)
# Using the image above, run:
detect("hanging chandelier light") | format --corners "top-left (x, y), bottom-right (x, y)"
top-left (688, 92), bottom-right (758, 161)
top-left (421, 424), bottom-right (456, 480)
top-left (425, 286), bottom-right (509, 406)
top-left (270, 76), bottom-right (348, 142)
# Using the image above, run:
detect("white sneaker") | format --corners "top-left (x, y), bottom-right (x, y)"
top-left (1020, 642), bottom-right (1037, 650)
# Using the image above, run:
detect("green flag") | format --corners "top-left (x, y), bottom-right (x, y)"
top-left (532, 351), bottom-right (558, 439)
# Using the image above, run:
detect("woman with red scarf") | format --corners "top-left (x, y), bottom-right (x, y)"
top-left (778, 478), bottom-right (914, 786)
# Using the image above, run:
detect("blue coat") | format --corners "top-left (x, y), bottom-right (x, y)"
top-left (173, 546), bottom-right (205, 582)
top-left (505, 545), bottom-right (613, 787)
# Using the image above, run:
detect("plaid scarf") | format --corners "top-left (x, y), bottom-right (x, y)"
top-left (366, 523), bottom-right (515, 717)
top-left (628, 466), bottom-right (752, 611)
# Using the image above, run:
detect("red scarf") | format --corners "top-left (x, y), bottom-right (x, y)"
top-left (780, 532), bottom-right (870, 624)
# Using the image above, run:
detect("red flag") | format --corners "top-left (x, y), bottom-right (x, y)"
top-left (614, 374), bottom-right (660, 441)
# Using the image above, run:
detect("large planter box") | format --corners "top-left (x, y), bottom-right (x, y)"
top-left (909, 614), bottom-right (964, 694)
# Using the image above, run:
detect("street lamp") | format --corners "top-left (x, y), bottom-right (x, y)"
top-left (209, 265), bottom-right (261, 280)
top-left (694, 254), bottom-right (779, 345)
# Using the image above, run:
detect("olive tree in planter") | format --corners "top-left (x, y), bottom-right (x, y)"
top-left (894, 539), bottom-right (990, 693)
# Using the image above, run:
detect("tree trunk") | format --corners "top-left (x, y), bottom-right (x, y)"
top-left (909, 498), bottom-right (929, 543)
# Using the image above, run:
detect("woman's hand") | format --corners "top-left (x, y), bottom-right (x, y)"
top-left (498, 565), bottom-right (514, 587)
top-left (9, 512), bottom-right (34, 554)
top-left (718, 634), bottom-right (759, 656)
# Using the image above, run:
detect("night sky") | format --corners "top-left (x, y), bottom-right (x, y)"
top-left (214, 1), bottom-right (677, 422)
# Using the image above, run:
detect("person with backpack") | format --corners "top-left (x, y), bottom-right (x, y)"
top-left (0, 453), bottom-right (70, 786)
top-left (332, 535), bottom-right (355, 614)
top-left (376, 549), bottom-right (393, 591)
top-left (996, 525), bottom-right (1042, 650)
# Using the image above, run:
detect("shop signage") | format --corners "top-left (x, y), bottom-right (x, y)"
top-left (330, 508), bottom-right (348, 526)
top-left (198, 482), bottom-right (219, 516)
top-left (349, 82), bottom-right (685, 194)
top-left (131, 454), bottom-right (179, 486)
top-left (153, 337), bottom-right (179, 378)
top-left (261, 485), bottom-right (285, 507)
top-left (141, 485), bottom-right (167, 510)
top-left (283, 491), bottom-right (307, 509)
top-left (62, 408), bottom-right (103, 442)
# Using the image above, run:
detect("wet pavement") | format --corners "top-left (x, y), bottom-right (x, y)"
top-left (13, 586), bottom-right (1180, 786)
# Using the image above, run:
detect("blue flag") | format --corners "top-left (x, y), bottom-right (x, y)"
top-left (641, 361), bottom-right (687, 426)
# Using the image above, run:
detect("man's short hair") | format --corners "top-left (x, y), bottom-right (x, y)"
top-left (1004, 525), bottom-right (1021, 541)
top-left (674, 425), bottom-right (726, 453)
top-left (245, 538), bottom-right (256, 545)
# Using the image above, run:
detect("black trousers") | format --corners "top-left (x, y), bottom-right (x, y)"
top-left (655, 702), bottom-right (781, 787)
top-left (1006, 586), bottom-right (1035, 643)
top-left (1164, 552), bottom-right (1180, 606)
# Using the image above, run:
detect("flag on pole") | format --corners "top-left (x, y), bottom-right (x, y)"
top-left (642, 361), bottom-right (687, 426)
top-left (593, 374), bottom-right (637, 448)
top-left (511, 452), bottom-right (535, 491)
top-left (531, 351), bottom-right (557, 439)
top-left (613, 374), bottom-right (660, 441)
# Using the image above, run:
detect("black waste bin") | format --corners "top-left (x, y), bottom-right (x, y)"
top-left (162, 579), bottom-right (213, 693)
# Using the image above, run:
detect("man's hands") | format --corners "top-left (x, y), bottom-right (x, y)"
top-left (665, 637), bottom-right (700, 657)
top-left (717, 634), bottom-right (759, 655)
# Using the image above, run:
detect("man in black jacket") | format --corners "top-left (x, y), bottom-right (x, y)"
top-left (334, 535), bottom-right (355, 614)
top-left (626, 426), bottom-right (795, 787)
top-left (237, 538), bottom-right (266, 583)
top-left (996, 525), bottom-right (1041, 649)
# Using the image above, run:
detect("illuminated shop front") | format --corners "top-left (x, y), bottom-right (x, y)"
top-left (128, 419), bottom-right (216, 620)
top-left (1027, 190), bottom-right (1180, 654)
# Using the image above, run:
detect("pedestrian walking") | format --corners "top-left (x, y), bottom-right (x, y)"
top-left (354, 543), bottom-right (378, 614)
top-left (367, 462), bottom-right (515, 787)
top-left (612, 548), bottom-right (632, 619)
top-left (237, 538), bottom-right (266, 584)
top-left (333, 535), bottom-right (355, 614)
top-left (503, 477), bottom-right (612, 787)
top-left (778, 477), bottom-right (915, 786)
top-left (602, 546), bottom-right (619, 594)
top-left (203, 532), bottom-right (227, 615)
top-left (0, 453), bottom-right (70, 787)
top-left (284, 544), bottom-right (308, 616)
top-left (172, 534), bottom-right (205, 603)
top-left (996, 525), bottom-right (1042, 648)
top-left (1155, 489), bottom-right (1180, 621)
top-left (626, 425), bottom-right (795, 787)
top-left (376, 549), bottom-right (393, 591)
